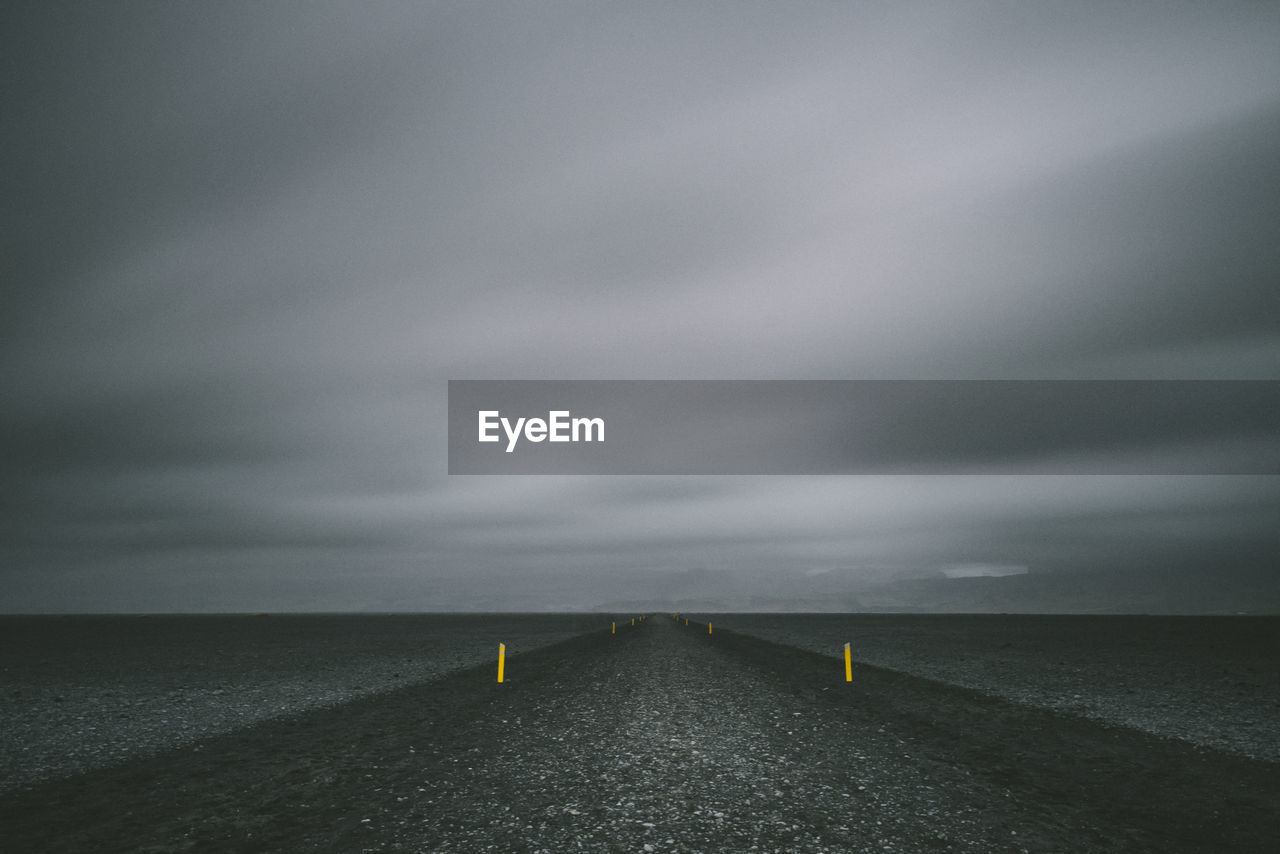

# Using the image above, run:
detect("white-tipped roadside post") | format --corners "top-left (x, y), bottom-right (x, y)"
top-left (497, 643), bottom-right (506, 683)
top-left (844, 642), bottom-right (852, 682)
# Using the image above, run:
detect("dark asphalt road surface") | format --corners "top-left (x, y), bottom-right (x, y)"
top-left (3, 616), bottom-right (1277, 852)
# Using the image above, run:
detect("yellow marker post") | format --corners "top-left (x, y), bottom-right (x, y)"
top-left (844, 642), bottom-right (852, 682)
top-left (685, 618), bottom-right (688, 626)
top-left (497, 643), bottom-right (506, 683)
top-left (632, 618), bottom-right (635, 626)
top-left (708, 622), bottom-right (712, 635)
top-left (612, 621), bottom-right (615, 634)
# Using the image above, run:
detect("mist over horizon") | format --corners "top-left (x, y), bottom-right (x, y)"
top-left (3, 2), bottom-right (1279, 615)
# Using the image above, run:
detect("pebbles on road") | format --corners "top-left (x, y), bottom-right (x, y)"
top-left (394, 621), bottom-right (1010, 853)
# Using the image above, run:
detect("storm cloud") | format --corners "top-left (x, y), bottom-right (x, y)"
top-left (3, 2), bottom-right (1278, 612)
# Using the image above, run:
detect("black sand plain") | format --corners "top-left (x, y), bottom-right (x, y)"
top-left (3, 616), bottom-right (1278, 852)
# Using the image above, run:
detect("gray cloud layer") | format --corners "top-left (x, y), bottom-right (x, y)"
top-left (3, 2), bottom-right (1279, 611)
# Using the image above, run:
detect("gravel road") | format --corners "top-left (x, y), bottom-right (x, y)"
top-left (3, 617), bottom-right (1277, 852)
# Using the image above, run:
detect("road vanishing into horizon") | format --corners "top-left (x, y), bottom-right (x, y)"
top-left (3, 616), bottom-right (1277, 852)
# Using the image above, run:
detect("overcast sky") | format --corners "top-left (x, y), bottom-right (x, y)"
top-left (3, 2), bottom-right (1279, 612)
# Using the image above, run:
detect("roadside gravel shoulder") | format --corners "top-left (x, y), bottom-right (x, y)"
top-left (701, 614), bottom-right (1280, 762)
top-left (0, 614), bottom-right (599, 793)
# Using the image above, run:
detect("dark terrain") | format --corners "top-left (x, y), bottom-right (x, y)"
top-left (3, 617), bottom-right (1277, 852)
top-left (700, 613), bottom-right (1280, 762)
top-left (0, 613), bottom-right (600, 791)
